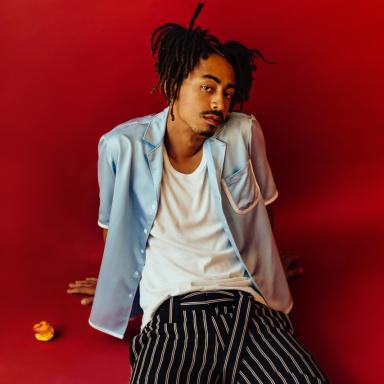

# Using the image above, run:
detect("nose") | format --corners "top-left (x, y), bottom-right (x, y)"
top-left (211, 93), bottom-right (224, 112)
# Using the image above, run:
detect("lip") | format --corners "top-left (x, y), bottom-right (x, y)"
top-left (203, 116), bottom-right (222, 126)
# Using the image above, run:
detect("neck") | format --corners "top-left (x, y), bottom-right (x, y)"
top-left (164, 109), bottom-right (205, 162)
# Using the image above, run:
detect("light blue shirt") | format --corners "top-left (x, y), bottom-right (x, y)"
top-left (89, 106), bottom-right (293, 339)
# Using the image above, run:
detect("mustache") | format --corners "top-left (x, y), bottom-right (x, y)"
top-left (200, 110), bottom-right (225, 123)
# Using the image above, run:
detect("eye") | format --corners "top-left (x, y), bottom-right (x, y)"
top-left (201, 85), bottom-right (213, 92)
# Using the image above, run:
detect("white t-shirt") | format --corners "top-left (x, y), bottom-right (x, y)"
top-left (139, 145), bottom-right (267, 330)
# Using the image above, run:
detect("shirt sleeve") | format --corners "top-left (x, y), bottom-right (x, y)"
top-left (248, 115), bottom-right (279, 205)
top-left (97, 135), bottom-right (116, 228)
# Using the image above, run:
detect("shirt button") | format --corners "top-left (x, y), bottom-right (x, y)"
top-left (143, 228), bottom-right (148, 234)
top-left (140, 249), bottom-right (144, 254)
top-left (134, 271), bottom-right (140, 277)
top-left (128, 293), bottom-right (133, 299)
top-left (152, 202), bottom-right (156, 210)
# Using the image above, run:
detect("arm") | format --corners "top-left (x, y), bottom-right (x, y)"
top-left (66, 229), bottom-right (108, 305)
top-left (68, 135), bottom-right (115, 304)
top-left (267, 203), bottom-right (303, 281)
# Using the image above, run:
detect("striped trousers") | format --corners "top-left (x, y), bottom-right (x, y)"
top-left (129, 290), bottom-right (329, 384)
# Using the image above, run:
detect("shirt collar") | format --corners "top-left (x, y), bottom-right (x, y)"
top-left (142, 106), bottom-right (169, 148)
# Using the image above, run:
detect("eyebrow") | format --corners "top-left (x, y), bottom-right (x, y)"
top-left (201, 74), bottom-right (237, 90)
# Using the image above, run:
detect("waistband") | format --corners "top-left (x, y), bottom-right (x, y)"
top-left (153, 289), bottom-right (254, 323)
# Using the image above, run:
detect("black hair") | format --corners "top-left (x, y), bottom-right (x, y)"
top-left (150, 2), bottom-right (274, 119)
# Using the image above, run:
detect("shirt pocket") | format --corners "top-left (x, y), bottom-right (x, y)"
top-left (221, 160), bottom-right (261, 214)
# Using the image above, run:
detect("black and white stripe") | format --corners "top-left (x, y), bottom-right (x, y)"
top-left (129, 290), bottom-right (328, 383)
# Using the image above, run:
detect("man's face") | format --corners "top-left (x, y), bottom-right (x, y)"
top-left (171, 54), bottom-right (236, 138)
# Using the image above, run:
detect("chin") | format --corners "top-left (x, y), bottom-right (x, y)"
top-left (199, 127), bottom-right (216, 138)
top-left (199, 131), bottom-right (214, 138)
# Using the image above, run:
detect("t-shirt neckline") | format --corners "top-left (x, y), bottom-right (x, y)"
top-left (163, 145), bottom-right (206, 178)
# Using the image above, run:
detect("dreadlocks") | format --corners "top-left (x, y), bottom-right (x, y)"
top-left (150, 2), bottom-right (274, 119)
top-left (221, 41), bottom-right (275, 110)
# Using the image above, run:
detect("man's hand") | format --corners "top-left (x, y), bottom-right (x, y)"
top-left (67, 277), bottom-right (97, 305)
top-left (280, 250), bottom-right (304, 281)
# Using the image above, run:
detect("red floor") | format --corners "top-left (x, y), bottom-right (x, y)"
top-left (2, 207), bottom-right (383, 383)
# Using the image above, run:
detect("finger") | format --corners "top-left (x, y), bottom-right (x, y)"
top-left (68, 281), bottom-right (96, 288)
top-left (68, 281), bottom-right (88, 287)
top-left (282, 260), bottom-right (302, 271)
top-left (85, 277), bottom-right (98, 282)
top-left (281, 253), bottom-right (300, 263)
top-left (287, 267), bottom-right (304, 280)
top-left (81, 297), bottom-right (94, 305)
top-left (75, 280), bottom-right (96, 285)
top-left (284, 253), bottom-right (300, 261)
top-left (67, 287), bottom-right (96, 295)
top-left (285, 257), bottom-right (301, 268)
top-left (69, 287), bottom-right (96, 295)
top-left (67, 288), bottom-right (83, 294)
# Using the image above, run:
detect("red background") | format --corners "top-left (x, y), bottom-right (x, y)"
top-left (1, 0), bottom-right (383, 382)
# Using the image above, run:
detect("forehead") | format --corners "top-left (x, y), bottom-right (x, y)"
top-left (189, 54), bottom-right (235, 84)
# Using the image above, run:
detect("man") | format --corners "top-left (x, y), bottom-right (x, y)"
top-left (69, 4), bottom-right (328, 383)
